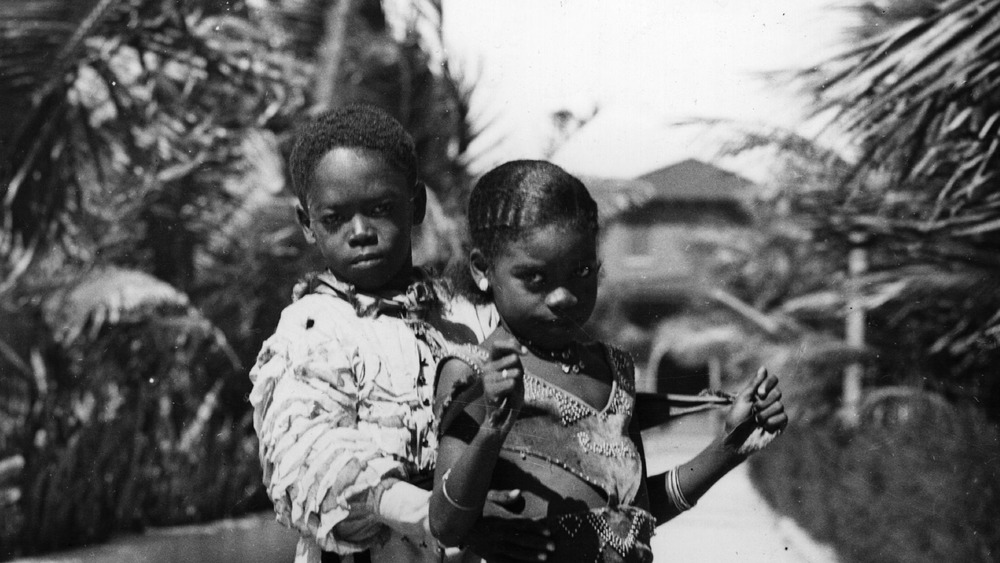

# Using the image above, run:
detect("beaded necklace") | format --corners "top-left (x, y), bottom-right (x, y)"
top-left (498, 321), bottom-right (586, 374)
top-left (522, 339), bottom-right (586, 374)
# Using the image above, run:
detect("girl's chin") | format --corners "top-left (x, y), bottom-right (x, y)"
top-left (511, 324), bottom-right (586, 348)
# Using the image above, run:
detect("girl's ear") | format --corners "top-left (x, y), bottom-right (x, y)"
top-left (469, 248), bottom-right (490, 293)
top-left (296, 204), bottom-right (317, 244)
top-left (412, 181), bottom-right (427, 226)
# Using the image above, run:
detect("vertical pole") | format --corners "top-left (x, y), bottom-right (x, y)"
top-left (708, 355), bottom-right (723, 432)
top-left (842, 233), bottom-right (867, 426)
top-left (313, 0), bottom-right (354, 113)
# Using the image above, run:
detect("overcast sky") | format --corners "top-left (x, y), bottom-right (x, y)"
top-left (442, 0), bottom-right (857, 179)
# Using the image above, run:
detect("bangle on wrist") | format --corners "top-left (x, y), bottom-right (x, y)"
top-left (665, 468), bottom-right (693, 512)
top-left (441, 468), bottom-right (480, 512)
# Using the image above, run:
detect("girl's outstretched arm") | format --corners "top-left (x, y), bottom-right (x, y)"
top-left (645, 367), bottom-right (788, 524)
top-left (429, 342), bottom-right (524, 547)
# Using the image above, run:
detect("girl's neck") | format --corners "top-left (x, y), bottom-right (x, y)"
top-left (496, 321), bottom-right (587, 374)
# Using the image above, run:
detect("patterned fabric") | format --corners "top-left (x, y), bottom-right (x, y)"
top-left (438, 343), bottom-right (650, 534)
top-left (250, 270), bottom-right (496, 563)
top-left (548, 506), bottom-right (656, 563)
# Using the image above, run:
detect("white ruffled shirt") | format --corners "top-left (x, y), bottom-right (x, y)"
top-left (249, 271), bottom-right (495, 563)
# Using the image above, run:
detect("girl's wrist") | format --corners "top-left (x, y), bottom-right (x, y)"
top-left (474, 422), bottom-right (507, 444)
top-left (711, 435), bottom-right (749, 466)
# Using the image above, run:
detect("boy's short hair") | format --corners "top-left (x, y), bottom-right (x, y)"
top-left (288, 104), bottom-right (418, 207)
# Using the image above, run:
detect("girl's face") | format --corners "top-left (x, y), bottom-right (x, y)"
top-left (481, 223), bottom-right (600, 348)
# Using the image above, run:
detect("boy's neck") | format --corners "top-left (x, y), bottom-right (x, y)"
top-left (330, 262), bottom-right (417, 295)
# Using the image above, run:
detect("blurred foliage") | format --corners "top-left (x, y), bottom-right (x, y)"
top-left (708, 0), bottom-right (1000, 413)
top-left (789, 0), bottom-right (1000, 410)
top-left (1, 0), bottom-right (484, 558)
top-left (750, 388), bottom-right (1000, 563)
top-left (729, 2), bottom-right (1000, 560)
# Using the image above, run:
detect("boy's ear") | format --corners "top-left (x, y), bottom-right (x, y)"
top-left (296, 204), bottom-right (317, 244)
top-left (412, 181), bottom-right (427, 226)
top-left (469, 248), bottom-right (490, 291)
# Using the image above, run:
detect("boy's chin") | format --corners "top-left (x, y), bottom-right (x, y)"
top-left (339, 263), bottom-right (412, 292)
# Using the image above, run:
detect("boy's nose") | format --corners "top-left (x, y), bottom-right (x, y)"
top-left (347, 216), bottom-right (377, 246)
top-left (545, 287), bottom-right (578, 311)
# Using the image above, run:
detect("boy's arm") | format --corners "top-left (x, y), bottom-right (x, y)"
top-left (249, 298), bottom-right (427, 554)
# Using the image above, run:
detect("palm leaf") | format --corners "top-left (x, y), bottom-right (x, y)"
top-left (1, 0), bottom-right (310, 285)
top-left (40, 266), bottom-right (191, 344)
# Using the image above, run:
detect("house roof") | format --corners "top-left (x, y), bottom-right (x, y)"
top-left (579, 176), bottom-right (657, 220)
top-left (636, 158), bottom-right (756, 201)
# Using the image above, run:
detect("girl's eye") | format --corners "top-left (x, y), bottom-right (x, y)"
top-left (320, 213), bottom-right (347, 227)
top-left (521, 272), bottom-right (546, 289)
top-left (577, 262), bottom-right (601, 278)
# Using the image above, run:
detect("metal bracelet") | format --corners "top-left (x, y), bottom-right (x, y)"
top-left (441, 468), bottom-right (480, 512)
top-left (665, 468), bottom-right (693, 512)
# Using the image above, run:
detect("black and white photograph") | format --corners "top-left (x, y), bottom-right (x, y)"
top-left (1, 1), bottom-right (998, 562)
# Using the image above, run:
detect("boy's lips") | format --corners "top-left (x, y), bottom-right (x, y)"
top-left (351, 253), bottom-right (384, 266)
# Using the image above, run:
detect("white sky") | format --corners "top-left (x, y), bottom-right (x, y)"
top-left (441, 0), bottom-right (857, 180)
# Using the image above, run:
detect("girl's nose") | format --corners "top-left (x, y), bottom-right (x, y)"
top-left (545, 287), bottom-right (578, 311)
top-left (347, 216), bottom-right (376, 246)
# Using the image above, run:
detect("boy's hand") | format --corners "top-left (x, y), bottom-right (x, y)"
top-left (480, 340), bottom-right (526, 433)
top-left (724, 367), bottom-right (788, 439)
top-left (468, 490), bottom-right (555, 563)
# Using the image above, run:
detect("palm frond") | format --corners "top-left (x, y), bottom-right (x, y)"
top-left (40, 266), bottom-right (191, 344)
top-left (1, 0), bottom-right (310, 284)
top-left (810, 0), bottom-right (1000, 232)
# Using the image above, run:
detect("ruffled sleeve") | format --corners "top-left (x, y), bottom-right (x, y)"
top-left (249, 295), bottom-right (409, 554)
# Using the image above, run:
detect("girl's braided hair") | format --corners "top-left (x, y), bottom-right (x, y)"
top-left (288, 104), bottom-right (418, 208)
top-left (467, 159), bottom-right (599, 264)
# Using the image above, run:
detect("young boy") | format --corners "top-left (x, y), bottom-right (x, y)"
top-left (249, 106), bottom-right (542, 563)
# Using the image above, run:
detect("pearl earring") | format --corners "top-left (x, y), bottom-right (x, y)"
top-left (478, 278), bottom-right (489, 292)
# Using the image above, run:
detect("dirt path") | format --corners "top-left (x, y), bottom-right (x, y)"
top-left (642, 412), bottom-right (840, 562)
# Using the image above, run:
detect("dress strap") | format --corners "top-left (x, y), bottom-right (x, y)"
top-left (605, 344), bottom-right (637, 395)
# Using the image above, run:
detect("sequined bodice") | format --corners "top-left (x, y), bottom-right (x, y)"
top-left (440, 344), bottom-right (643, 506)
top-left (502, 346), bottom-right (642, 505)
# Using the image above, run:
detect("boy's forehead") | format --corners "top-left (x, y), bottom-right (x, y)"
top-left (309, 147), bottom-right (411, 205)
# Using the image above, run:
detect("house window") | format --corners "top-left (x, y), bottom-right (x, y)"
top-left (624, 225), bottom-right (654, 267)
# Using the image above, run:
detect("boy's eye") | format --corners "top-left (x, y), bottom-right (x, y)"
top-left (577, 262), bottom-right (601, 278)
top-left (369, 201), bottom-right (395, 217)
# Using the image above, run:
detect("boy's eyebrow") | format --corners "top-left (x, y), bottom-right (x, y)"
top-left (313, 194), bottom-right (401, 209)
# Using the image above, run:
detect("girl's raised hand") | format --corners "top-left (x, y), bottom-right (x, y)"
top-left (723, 367), bottom-right (788, 452)
top-left (480, 339), bottom-right (526, 433)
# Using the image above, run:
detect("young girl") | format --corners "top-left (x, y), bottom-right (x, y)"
top-left (429, 160), bottom-right (788, 562)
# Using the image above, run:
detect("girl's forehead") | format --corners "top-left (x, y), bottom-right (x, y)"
top-left (500, 224), bottom-right (596, 261)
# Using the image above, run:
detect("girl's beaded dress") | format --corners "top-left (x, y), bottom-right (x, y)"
top-left (439, 344), bottom-right (656, 563)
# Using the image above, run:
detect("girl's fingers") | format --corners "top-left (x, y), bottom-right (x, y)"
top-left (739, 367), bottom-right (768, 401)
top-left (755, 401), bottom-right (784, 421)
top-left (754, 388), bottom-right (783, 409)
top-left (485, 353), bottom-right (523, 375)
top-left (761, 411), bottom-right (789, 431)
top-left (486, 339), bottom-right (528, 361)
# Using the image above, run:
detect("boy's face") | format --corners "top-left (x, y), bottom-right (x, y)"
top-left (298, 147), bottom-right (424, 292)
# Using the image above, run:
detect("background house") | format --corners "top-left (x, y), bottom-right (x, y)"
top-left (585, 159), bottom-right (767, 392)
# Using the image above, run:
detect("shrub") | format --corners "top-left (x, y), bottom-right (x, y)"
top-left (750, 397), bottom-right (1000, 562)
